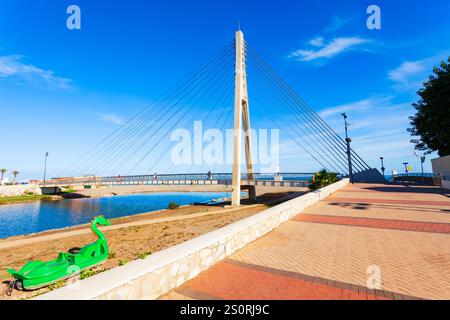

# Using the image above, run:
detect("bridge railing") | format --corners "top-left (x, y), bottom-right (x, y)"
top-left (39, 173), bottom-right (315, 187)
top-left (392, 173), bottom-right (439, 186)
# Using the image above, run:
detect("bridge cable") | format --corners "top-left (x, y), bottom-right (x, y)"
top-left (165, 72), bottom-right (234, 175)
top-left (82, 44), bottom-right (234, 176)
top-left (92, 49), bottom-right (234, 176)
top-left (63, 42), bottom-right (235, 177)
top-left (146, 70), bottom-right (235, 175)
top-left (250, 98), bottom-right (333, 172)
top-left (245, 46), bottom-right (362, 172)
top-left (84, 43), bottom-right (235, 176)
top-left (246, 50), bottom-right (355, 173)
top-left (122, 53), bottom-right (236, 174)
top-left (245, 58), bottom-right (348, 173)
top-left (245, 42), bottom-right (369, 170)
top-left (245, 43), bottom-right (370, 171)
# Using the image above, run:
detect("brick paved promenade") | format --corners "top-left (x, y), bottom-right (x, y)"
top-left (163, 183), bottom-right (450, 300)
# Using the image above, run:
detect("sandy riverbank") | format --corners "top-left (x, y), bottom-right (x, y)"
top-left (0, 190), bottom-right (305, 300)
top-left (72, 184), bottom-right (305, 198)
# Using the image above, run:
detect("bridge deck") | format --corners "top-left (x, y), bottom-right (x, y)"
top-left (39, 173), bottom-right (313, 189)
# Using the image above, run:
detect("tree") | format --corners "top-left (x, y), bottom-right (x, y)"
top-left (0, 168), bottom-right (6, 182)
top-left (12, 171), bottom-right (19, 184)
top-left (408, 57), bottom-right (450, 156)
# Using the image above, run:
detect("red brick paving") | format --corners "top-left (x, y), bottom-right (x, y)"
top-left (293, 214), bottom-right (450, 234)
top-left (175, 259), bottom-right (421, 300)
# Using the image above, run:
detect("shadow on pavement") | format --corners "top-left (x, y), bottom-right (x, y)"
top-left (363, 185), bottom-right (450, 198)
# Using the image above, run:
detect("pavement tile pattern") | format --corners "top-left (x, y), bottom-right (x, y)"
top-left (162, 184), bottom-right (450, 300)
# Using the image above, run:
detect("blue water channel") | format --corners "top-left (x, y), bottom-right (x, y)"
top-left (0, 192), bottom-right (231, 239)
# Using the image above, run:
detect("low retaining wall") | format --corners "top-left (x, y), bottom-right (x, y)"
top-left (36, 179), bottom-right (349, 300)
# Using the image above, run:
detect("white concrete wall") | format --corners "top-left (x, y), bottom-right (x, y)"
top-left (432, 155), bottom-right (450, 178)
top-left (36, 179), bottom-right (349, 300)
top-left (0, 184), bottom-right (42, 197)
top-left (442, 179), bottom-right (450, 190)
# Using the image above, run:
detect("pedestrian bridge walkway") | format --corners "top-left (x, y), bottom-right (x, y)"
top-left (163, 183), bottom-right (450, 300)
top-left (39, 173), bottom-right (313, 189)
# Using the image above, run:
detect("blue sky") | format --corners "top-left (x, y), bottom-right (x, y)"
top-left (1, 0), bottom-right (449, 180)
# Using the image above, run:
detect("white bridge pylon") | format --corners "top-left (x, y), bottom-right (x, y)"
top-left (232, 30), bottom-right (255, 206)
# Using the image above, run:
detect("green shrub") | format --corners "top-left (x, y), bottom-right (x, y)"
top-left (309, 170), bottom-right (339, 191)
top-left (48, 280), bottom-right (65, 291)
top-left (80, 268), bottom-right (105, 280)
top-left (118, 259), bottom-right (128, 266)
top-left (138, 252), bottom-right (152, 259)
top-left (168, 202), bottom-right (180, 210)
top-left (80, 269), bottom-right (96, 280)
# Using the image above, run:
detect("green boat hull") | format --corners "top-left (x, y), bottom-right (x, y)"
top-left (7, 216), bottom-right (111, 291)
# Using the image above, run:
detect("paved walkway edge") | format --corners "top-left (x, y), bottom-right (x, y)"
top-left (36, 179), bottom-right (349, 300)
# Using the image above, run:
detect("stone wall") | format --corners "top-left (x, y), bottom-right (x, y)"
top-left (36, 179), bottom-right (349, 300)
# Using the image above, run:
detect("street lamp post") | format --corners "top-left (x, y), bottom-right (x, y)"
top-left (380, 157), bottom-right (385, 178)
top-left (43, 152), bottom-right (49, 182)
top-left (341, 113), bottom-right (354, 183)
top-left (403, 162), bottom-right (409, 174)
top-left (420, 156), bottom-right (426, 175)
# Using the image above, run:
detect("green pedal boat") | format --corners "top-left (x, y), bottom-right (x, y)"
top-left (7, 215), bottom-right (111, 291)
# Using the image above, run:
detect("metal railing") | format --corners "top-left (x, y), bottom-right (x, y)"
top-left (39, 172), bottom-right (315, 188)
top-left (393, 173), bottom-right (437, 186)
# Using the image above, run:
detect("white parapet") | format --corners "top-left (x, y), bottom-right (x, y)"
top-left (36, 178), bottom-right (349, 300)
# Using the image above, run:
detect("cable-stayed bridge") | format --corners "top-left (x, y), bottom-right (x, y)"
top-left (45, 30), bottom-right (384, 205)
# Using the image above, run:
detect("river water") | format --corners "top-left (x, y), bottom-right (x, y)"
top-left (0, 192), bottom-right (231, 239)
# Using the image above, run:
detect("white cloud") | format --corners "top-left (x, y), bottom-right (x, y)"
top-left (97, 113), bottom-right (125, 125)
top-left (0, 55), bottom-right (72, 89)
top-left (388, 61), bottom-right (426, 83)
top-left (319, 96), bottom-right (392, 119)
top-left (309, 37), bottom-right (324, 47)
top-left (289, 37), bottom-right (372, 62)
top-left (388, 54), bottom-right (449, 91)
top-left (324, 15), bottom-right (357, 33)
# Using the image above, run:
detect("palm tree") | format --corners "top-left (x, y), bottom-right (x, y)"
top-left (12, 171), bottom-right (19, 184)
top-left (0, 168), bottom-right (6, 182)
